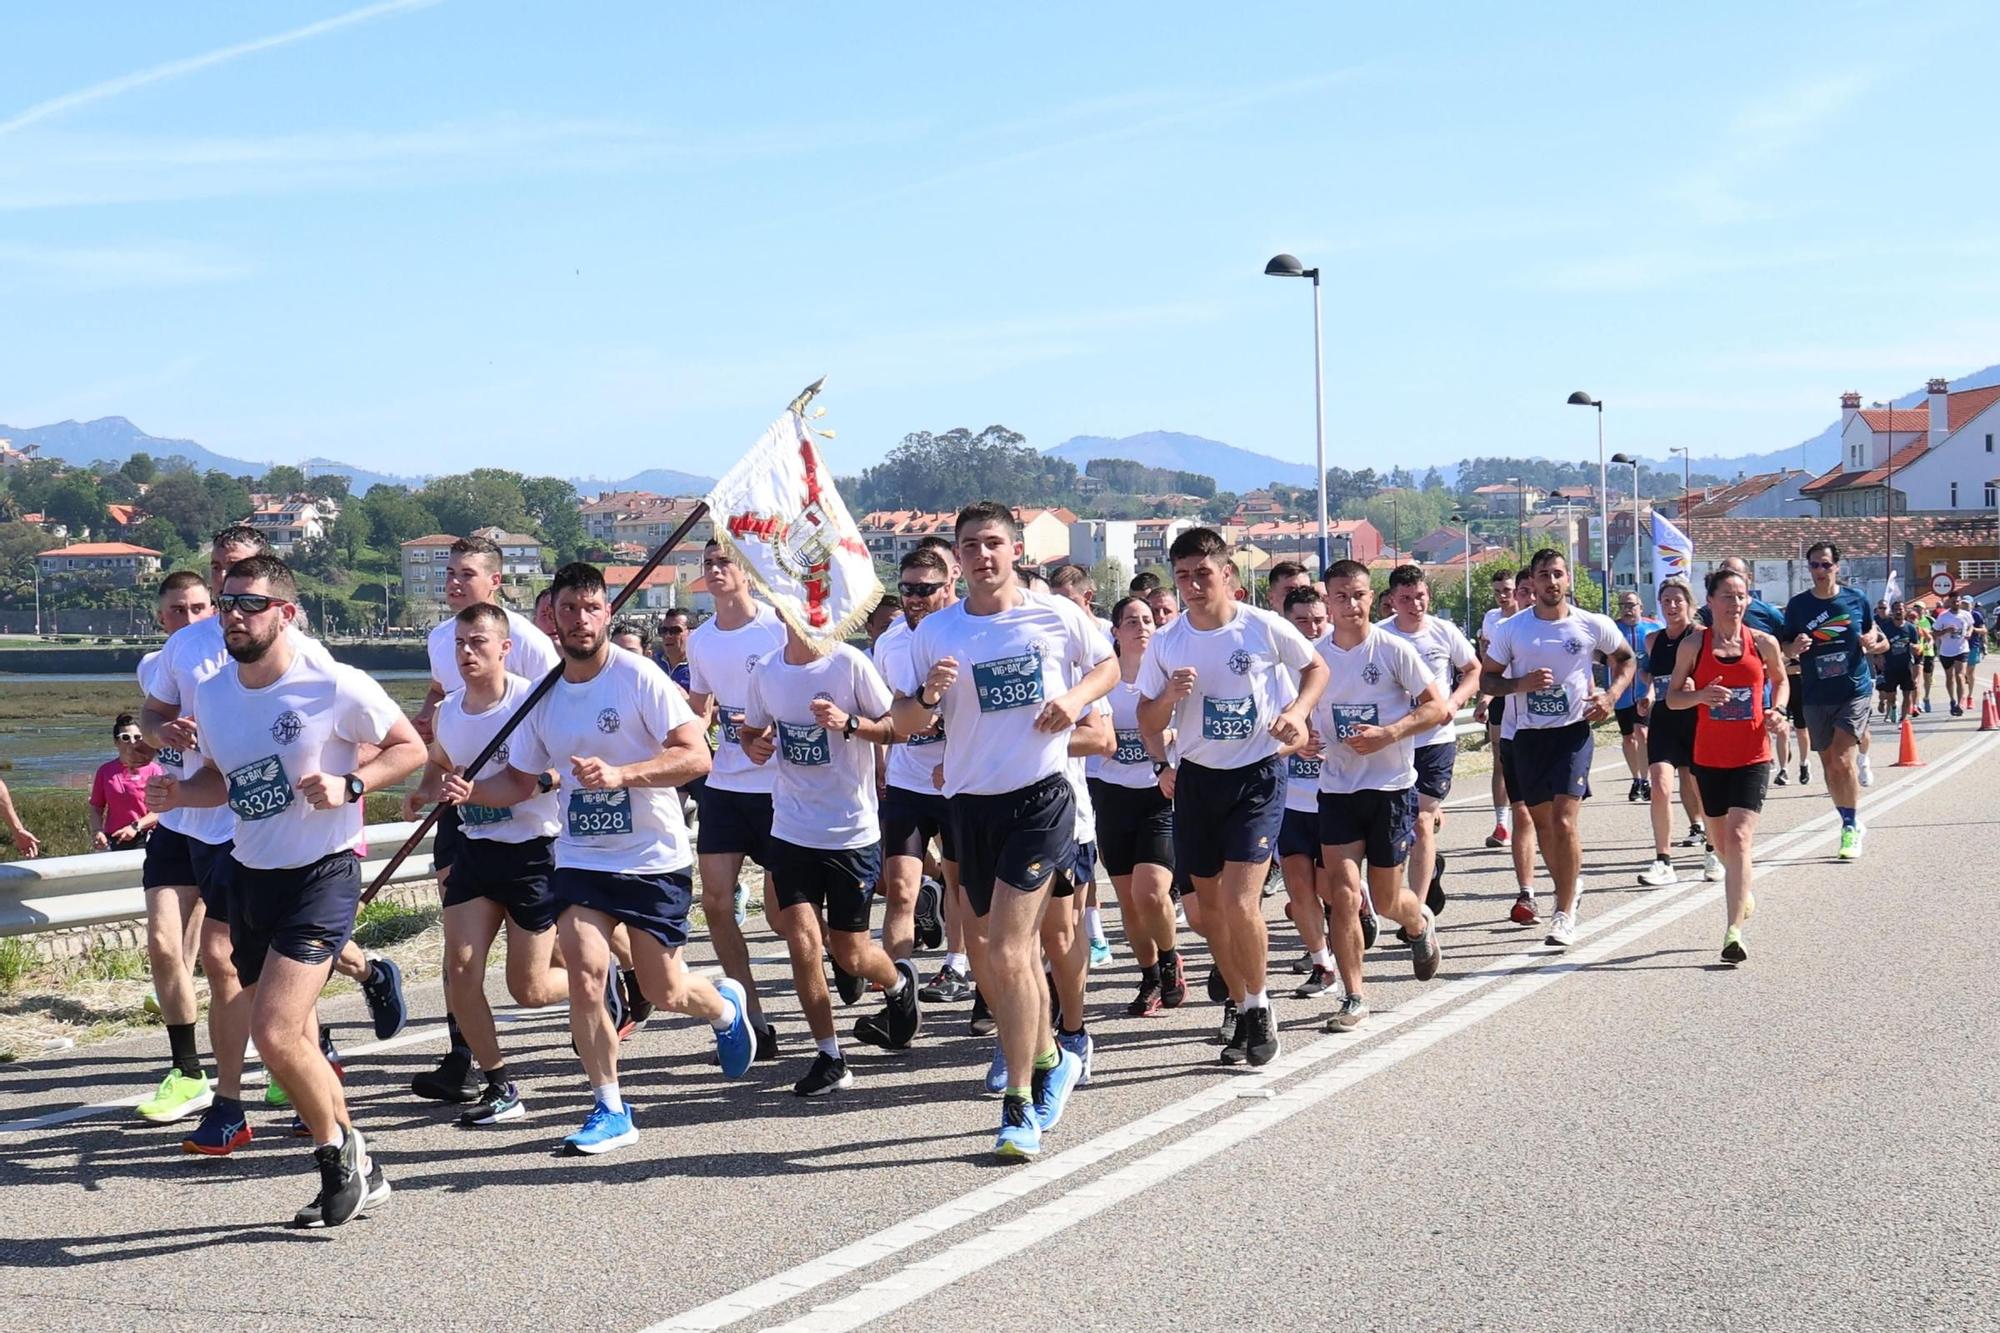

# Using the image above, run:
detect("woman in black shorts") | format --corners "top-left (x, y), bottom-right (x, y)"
top-left (1638, 579), bottom-right (1711, 886)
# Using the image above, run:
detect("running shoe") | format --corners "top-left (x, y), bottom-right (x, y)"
top-left (265, 1077), bottom-right (290, 1109)
top-left (1426, 853), bottom-right (1447, 917)
top-left (1205, 965), bottom-right (1228, 1004)
top-left (914, 878), bottom-right (944, 951)
top-left (1509, 890), bottom-right (1541, 925)
top-left (732, 880), bottom-right (749, 926)
top-left (1056, 1027), bottom-right (1094, 1087)
top-left (1294, 964), bottom-right (1338, 999)
top-left (984, 1044), bottom-right (1009, 1094)
top-left (968, 988), bottom-right (996, 1037)
top-left (137, 1069), bottom-right (212, 1123)
top-left (1216, 998), bottom-right (1239, 1047)
top-left (1720, 928), bottom-right (1748, 967)
top-left (1952, 702), bottom-right (1964, 717)
top-left (1218, 1005), bottom-right (1250, 1065)
top-left (622, 968), bottom-right (655, 1032)
top-left (1127, 974), bottom-right (1163, 1017)
top-left (1798, 763), bottom-right (1810, 784)
top-left (267, 1029), bottom-right (345, 1108)
top-left (1637, 777), bottom-right (1653, 800)
top-left (143, 989), bottom-right (162, 1017)
top-left (1703, 849), bottom-right (1725, 882)
top-left (359, 955), bottom-right (408, 1041)
top-left (994, 1095), bottom-right (1041, 1159)
top-left (458, 1081), bottom-right (524, 1126)
top-left (1544, 910), bottom-right (1577, 949)
top-left (412, 1051), bottom-right (482, 1103)
top-left (919, 965), bottom-right (971, 1004)
top-left (1159, 952), bottom-right (1187, 1008)
top-left (1088, 938), bottom-right (1112, 967)
top-left (1637, 857), bottom-right (1678, 887)
top-left (1324, 994), bottom-right (1369, 1033)
top-left (1485, 823), bottom-right (1509, 848)
top-left (712, 978), bottom-right (755, 1078)
top-left (294, 1159), bottom-right (389, 1229)
top-left (605, 966), bottom-right (628, 1040)
top-left (886, 958), bottom-right (921, 1046)
top-left (562, 1101), bottom-right (638, 1155)
top-left (1626, 777), bottom-right (1644, 803)
top-left (302, 1128), bottom-right (377, 1229)
top-left (1409, 907), bottom-right (1442, 982)
top-left (793, 1052), bottom-right (853, 1098)
top-left (1772, 768), bottom-right (1789, 787)
top-left (755, 1022), bottom-right (779, 1062)
top-left (1260, 861), bottom-right (1284, 898)
top-left (830, 954), bottom-right (866, 1006)
top-left (181, 1098), bottom-right (251, 1155)
top-left (1838, 824), bottom-right (1864, 861)
top-left (1289, 951), bottom-right (1314, 975)
top-left (1359, 908), bottom-right (1379, 950)
top-left (1240, 1004), bottom-right (1279, 1067)
top-left (1677, 823), bottom-right (1706, 848)
top-left (1032, 1046), bottom-right (1083, 1130)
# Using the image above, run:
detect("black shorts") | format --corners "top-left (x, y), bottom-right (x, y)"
top-left (1692, 762), bottom-right (1770, 819)
top-left (1173, 755), bottom-right (1285, 880)
top-left (1051, 840), bottom-right (1095, 899)
top-left (554, 866), bottom-right (694, 949)
top-left (948, 774), bottom-right (1075, 917)
top-left (1088, 778), bottom-right (1174, 878)
top-left (1921, 655), bottom-right (1936, 675)
top-left (1511, 721), bottom-right (1594, 806)
top-left (694, 783), bottom-right (772, 864)
top-left (229, 851), bottom-right (361, 987)
top-left (1786, 677), bottom-right (1809, 727)
top-left (1497, 738), bottom-right (1520, 804)
top-left (1278, 807), bottom-right (1322, 866)
top-left (1646, 709), bottom-right (1696, 770)
top-left (442, 834), bottom-right (559, 933)
top-left (1615, 703), bottom-right (1643, 737)
top-left (431, 802), bottom-right (463, 878)
top-left (142, 825), bottom-right (198, 891)
top-left (881, 784), bottom-right (956, 863)
top-left (1318, 788), bottom-right (1417, 868)
top-left (1413, 742), bottom-right (1456, 802)
top-left (767, 837), bottom-right (880, 934)
top-left (1881, 662), bottom-right (1915, 692)
top-left (190, 835), bottom-right (236, 925)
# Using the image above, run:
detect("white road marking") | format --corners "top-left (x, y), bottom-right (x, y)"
top-left (650, 731), bottom-right (1992, 1332)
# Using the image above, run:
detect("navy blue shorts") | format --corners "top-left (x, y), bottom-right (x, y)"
top-left (1173, 755), bottom-right (1284, 880)
top-left (1511, 722), bottom-right (1595, 805)
top-left (443, 834), bottom-right (559, 933)
top-left (1053, 840), bottom-right (1096, 899)
top-left (190, 835), bottom-right (235, 926)
top-left (1278, 807), bottom-right (1322, 866)
top-left (431, 802), bottom-right (463, 878)
top-left (1497, 738), bottom-right (1519, 804)
top-left (767, 837), bottom-right (880, 934)
top-left (695, 783), bottom-right (772, 864)
top-left (1318, 788), bottom-right (1417, 868)
top-left (881, 784), bottom-right (956, 863)
top-left (948, 774), bottom-right (1075, 917)
top-left (1413, 742), bottom-right (1456, 802)
top-left (554, 866), bottom-right (694, 950)
top-left (1088, 779), bottom-right (1174, 878)
top-left (142, 825), bottom-right (198, 891)
top-left (229, 851), bottom-right (361, 987)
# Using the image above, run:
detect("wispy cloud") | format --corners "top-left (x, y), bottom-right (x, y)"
top-left (0, 240), bottom-right (254, 289)
top-left (1666, 69), bottom-right (1880, 224)
top-left (0, 0), bottom-right (444, 137)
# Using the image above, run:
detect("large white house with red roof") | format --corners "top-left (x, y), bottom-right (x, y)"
top-left (1803, 380), bottom-right (2000, 517)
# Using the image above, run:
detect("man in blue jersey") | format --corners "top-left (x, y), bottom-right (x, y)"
top-left (1781, 543), bottom-right (1888, 860)
top-left (1611, 592), bottom-right (1662, 802)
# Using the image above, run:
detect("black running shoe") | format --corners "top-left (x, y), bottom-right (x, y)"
top-left (1627, 777), bottom-right (1643, 803)
top-left (830, 954), bottom-right (866, 1006)
top-left (1159, 952), bottom-right (1187, 1008)
top-left (884, 959), bottom-right (921, 1047)
top-left (1359, 910), bottom-right (1379, 950)
top-left (1242, 1004), bottom-right (1279, 1067)
top-left (1426, 852), bottom-right (1447, 917)
top-left (605, 966), bottom-right (629, 1039)
top-left (1289, 951), bottom-right (1314, 975)
top-left (914, 878), bottom-right (944, 952)
top-left (755, 1022), bottom-right (779, 1062)
top-left (303, 1128), bottom-right (370, 1229)
top-left (1127, 974), bottom-right (1162, 1017)
top-left (1294, 964), bottom-right (1337, 998)
top-left (1218, 1003), bottom-right (1249, 1064)
top-left (294, 1158), bottom-right (388, 1228)
top-left (457, 1081), bottom-right (523, 1127)
top-left (919, 966), bottom-right (971, 1004)
top-left (1206, 965), bottom-right (1228, 1004)
top-left (968, 988), bottom-right (996, 1037)
top-left (792, 1051), bottom-right (853, 1097)
top-left (1215, 999), bottom-right (1239, 1048)
top-left (359, 955), bottom-right (407, 1041)
top-left (621, 969), bottom-right (654, 1031)
top-left (1677, 823), bottom-right (1706, 848)
top-left (412, 1051), bottom-right (481, 1104)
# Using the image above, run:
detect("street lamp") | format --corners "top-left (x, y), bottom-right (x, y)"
top-left (1265, 253), bottom-right (1329, 572)
top-left (1611, 452), bottom-right (1642, 600)
top-left (1568, 390), bottom-right (1610, 612)
top-left (1449, 510), bottom-right (1471, 619)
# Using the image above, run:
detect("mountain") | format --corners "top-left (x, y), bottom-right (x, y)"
top-left (1045, 431), bottom-right (1314, 492)
top-left (571, 467), bottom-right (715, 498)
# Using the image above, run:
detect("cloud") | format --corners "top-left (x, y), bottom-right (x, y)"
top-left (1665, 69), bottom-right (1881, 224)
top-left (0, 240), bottom-right (254, 290)
top-left (0, 0), bottom-right (445, 137)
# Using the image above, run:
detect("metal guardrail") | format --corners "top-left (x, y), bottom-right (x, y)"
top-left (0, 821), bottom-right (438, 938)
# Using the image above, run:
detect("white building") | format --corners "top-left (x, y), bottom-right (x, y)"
top-left (1806, 381), bottom-right (2000, 517)
top-left (1067, 519), bottom-right (1137, 573)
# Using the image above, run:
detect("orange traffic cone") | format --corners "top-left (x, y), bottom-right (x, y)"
top-left (1981, 690), bottom-right (1998, 732)
top-left (1893, 715), bottom-right (1924, 766)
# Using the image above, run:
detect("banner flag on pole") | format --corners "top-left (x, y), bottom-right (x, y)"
top-left (707, 392), bottom-right (881, 656)
top-left (1651, 510), bottom-right (1693, 601)
top-left (1883, 566), bottom-right (1902, 605)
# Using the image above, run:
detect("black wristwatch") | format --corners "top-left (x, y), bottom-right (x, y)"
top-left (917, 688), bottom-right (941, 710)
top-left (843, 714), bottom-right (860, 740)
top-left (535, 770), bottom-right (558, 794)
top-left (342, 773), bottom-right (366, 804)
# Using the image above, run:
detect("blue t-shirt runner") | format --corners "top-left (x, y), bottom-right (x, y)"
top-left (1782, 586), bottom-right (1876, 704)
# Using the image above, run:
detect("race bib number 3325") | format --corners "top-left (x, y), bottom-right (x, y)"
top-left (226, 755), bottom-right (293, 822)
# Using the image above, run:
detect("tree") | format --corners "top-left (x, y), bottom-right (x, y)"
top-left (142, 471), bottom-right (216, 547)
top-left (258, 464), bottom-right (307, 496)
top-left (417, 468), bottom-right (531, 539)
top-left (292, 534), bottom-right (343, 581)
top-left (98, 470), bottom-right (139, 503)
top-left (45, 473), bottom-right (106, 536)
top-left (0, 521), bottom-right (46, 581)
top-left (846, 426), bottom-right (1078, 513)
top-left (202, 471), bottom-right (253, 531)
top-left (4, 458), bottom-right (65, 514)
top-left (1091, 558), bottom-right (1128, 612)
top-left (130, 516), bottom-right (181, 560)
top-left (330, 510), bottom-right (368, 564)
top-left (122, 452), bottom-right (156, 484)
top-left (360, 486), bottom-right (436, 549)
top-left (303, 472), bottom-right (351, 504)
top-left (521, 475), bottom-right (584, 562)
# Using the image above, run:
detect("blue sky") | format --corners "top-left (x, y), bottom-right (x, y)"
top-left (4, 1), bottom-right (1997, 484)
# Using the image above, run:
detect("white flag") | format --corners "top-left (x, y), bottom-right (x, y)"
top-left (707, 404), bottom-right (882, 655)
top-left (1883, 567), bottom-right (1902, 604)
top-left (1651, 510), bottom-right (1693, 601)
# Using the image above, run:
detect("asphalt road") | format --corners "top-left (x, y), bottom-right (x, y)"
top-left (3, 710), bottom-right (1996, 1333)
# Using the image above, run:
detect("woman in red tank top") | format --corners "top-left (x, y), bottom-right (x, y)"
top-left (1666, 568), bottom-right (1791, 966)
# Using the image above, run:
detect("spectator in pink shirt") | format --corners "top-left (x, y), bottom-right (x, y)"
top-left (90, 713), bottom-right (163, 852)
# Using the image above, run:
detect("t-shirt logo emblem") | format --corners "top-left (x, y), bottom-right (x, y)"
top-left (745, 654), bottom-right (761, 674)
top-left (492, 741), bottom-right (509, 768)
top-left (597, 708), bottom-right (622, 734)
top-left (270, 710), bottom-right (305, 745)
top-left (1564, 638), bottom-right (1581, 655)
top-left (1227, 649), bottom-right (1251, 676)
top-left (1361, 663), bottom-right (1382, 685)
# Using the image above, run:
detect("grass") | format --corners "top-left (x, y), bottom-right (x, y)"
top-left (352, 896), bottom-right (438, 949)
top-left (0, 936), bottom-right (34, 993)
top-left (66, 944), bottom-right (151, 984)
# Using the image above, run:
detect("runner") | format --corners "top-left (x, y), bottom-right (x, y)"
top-left (1380, 564), bottom-right (1481, 921)
top-left (1312, 560), bottom-right (1451, 1029)
top-left (1264, 560), bottom-right (1313, 611)
top-left (741, 617), bottom-right (918, 1096)
top-left (1933, 593), bottom-right (1973, 715)
top-left (1880, 604), bottom-right (1924, 723)
top-left (1486, 571), bottom-right (1545, 918)
top-left (1145, 582), bottom-right (1180, 629)
top-left (1477, 566), bottom-right (1517, 849)
top-left (1479, 549), bottom-right (1635, 947)
top-left (532, 586), bottom-right (558, 639)
top-left (414, 603), bottom-right (571, 1125)
top-left (1038, 699), bottom-right (1114, 1088)
top-left (1916, 600), bottom-right (1938, 716)
top-left (610, 621), bottom-right (650, 656)
top-left (461, 562), bottom-right (753, 1155)
top-left (1669, 567), bottom-right (1790, 965)
top-left (1781, 543), bottom-right (1887, 860)
top-left (894, 501), bottom-right (1115, 1158)
top-left (149, 553), bottom-right (425, 1226)
top-left (684, 539), bottom-right (786, 1053)
top-left (654, 608), bottom-right (693, 691)
top-left (1085, 595), bottom-right (1185, 1017)
top-left (1137, 526), bottom-right (1325, 1065)
top-left (1277, 587), bottom-right (1338, 998)
top-left (1636, 579), bottom-right (1712, 887)
top-left (1611, 591), bottom-right (1661, 802)
top-left (1047, 563), bottom-right (1115, 960)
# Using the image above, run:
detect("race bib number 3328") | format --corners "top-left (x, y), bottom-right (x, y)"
top-left (566, 788), bottom-right (633, 838)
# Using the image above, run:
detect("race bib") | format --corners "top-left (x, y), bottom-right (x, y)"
top-left (1526, 687), bottom-right (1570, 718)
top-left (972, 654), bottom-right (1044, 713)
top-left (1289, 753), bottom-right (1322, 781)
top-left (1331, 703), bottom-right (1380, 740)
top-left (1201, 695), bottom-right (1257, 741)
top-left (777, 720), bottom-right (831, 767)
top-left (459, 802), bottom-right (515, 828)
top-left (1813, 650), bottom-right (1849, 680)
top-left (225, 755), bottom-right (293, 823)
top-left (1113, 728), bottom-right (1149, 766)
top-left (1707, 686), bottom-right (1754, 722)
top-left (157, 745), bottom-right (184, 768)
top-left (566, 787), bottom-right (633, 839)
top-left (1651, 676), bottom-right (1671, 700)
top-left (906, 725), bottom-right (944, 748)
top-left (718, 705), bottom-right (745, 745)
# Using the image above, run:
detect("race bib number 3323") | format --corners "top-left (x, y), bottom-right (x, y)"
top-left (1202, 695), bottom-right (1257, 741)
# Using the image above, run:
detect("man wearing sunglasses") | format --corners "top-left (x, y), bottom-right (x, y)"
top-left (151, 554), bottom-right (426, 1227)
top-left (1781, 542), bottom-right (1888, 860)
top-left (653, 608), bottom-right (693, 692)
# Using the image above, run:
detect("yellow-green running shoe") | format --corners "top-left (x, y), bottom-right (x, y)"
top-left (265, 1077), bottom-right (290, 1108)
top-left (1837, 825), bottom-right (1864, 861)
top-left (137, 1069), bottom-right (213, 1122)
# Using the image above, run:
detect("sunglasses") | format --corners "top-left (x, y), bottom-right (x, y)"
top-left (216, 593), bottom-right (291, 614)
top-left (899, 581), bottom-right (946, 598)
top-left (1808, 560), bottom-right (1836, 570)
top-left (115, 732), bottom-right (144, 743)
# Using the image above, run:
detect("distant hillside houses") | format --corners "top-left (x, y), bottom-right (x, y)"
top-left (1801, 381), bottom-right (2000, 517)
top-left (859, 506), bottom-right (1076, 566)
top-left (36, 541), bottom-right (162, 587)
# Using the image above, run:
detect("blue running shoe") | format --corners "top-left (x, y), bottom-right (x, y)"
top-left (562, 1100), bottom-right (638, 1155)
top-left (993, 1094), bottom-right (1041, 1160)
top-left (360, 955), bottom-right (408, 1041)
top-left (181, 1097), bottom-right (252, 1156)
top-left (712, 977), bottom-right (755, 1078)
top-left (983, 1043), bottom-right (1008, 1094)
top-left (1088, 938), bottom-right (1112, 968)
top-left (1032, 1046), bottom-right (1083, 1132)
top-left (1056, 1027), bottom-right (1094, 1087)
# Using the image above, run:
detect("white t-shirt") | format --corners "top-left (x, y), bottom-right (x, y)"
top-left (427, 607), bottom-right (559, 695)
top-left (1135, 604), bottom-right (1316, 770)
top-left (1065, 698), bottom-right (1108, 846)
top-left (1092, 676), bottom-right (1158, 790)
top-left (744, 643), bottom-right (893, 851)
top-left (507, 649), bottom-right (700, 875)
top-left (686, 604), bottom-right (788, 795)
top-left (1312, 625), bottom-right (1437, 794)
top-left (193, 651), bottom-right (404, 870)
top-left (1933, 609), bottom-right (1971, 658)
top-left (139, 647), bottom-right (233, 845)
top-left (875, 615), bottom-right (948, 795)
top-left (906, 594), bottom-right (1113, 798)
top-left (434, 673), bottom-right (561, 843)
top-left (1484, 607), bottom-right (1627, 731)
top-left (1379, 615), bottom-right (1478, 749)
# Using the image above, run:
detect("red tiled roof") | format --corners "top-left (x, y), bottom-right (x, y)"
top-left (1671, 515), bottom-right (1993, 560)
top-left (38, 542), bottom-right (161, 557)
top-left (104, 502), bottom-right (140, 526)
top-left (401, 533), bottom-right (460, 547)
top-left (1800, 440), bottom-right (1930, 495)
top-left (1948, 384), bottom-right (2000, 433)
top-left (1858, 407), bottom-right (1929, 433)
top-left (1682, 469), bottom-right (1807, 519)
top-left (602, 564), bottom-right (677, 590)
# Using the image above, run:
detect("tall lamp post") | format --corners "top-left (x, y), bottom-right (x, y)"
top-left (1668, 446), bottom-right (1691, 555)
top-left (1610, 452), bottom-right (1642, 601)
top-left (1264, 253), bottom-right (1328, 572)
top-left (1449, 510), bottom-right (1471, 620)
top-left (1567, 391), bottom-right (1610, 612)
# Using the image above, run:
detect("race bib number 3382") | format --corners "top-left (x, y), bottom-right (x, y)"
top-left (972, 655), bottom-right (1044, 713)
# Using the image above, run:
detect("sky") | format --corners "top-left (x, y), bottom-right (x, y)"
top-left (4, 1), bottom-right (1999, 485)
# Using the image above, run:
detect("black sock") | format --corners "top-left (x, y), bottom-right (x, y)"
top-left (446, 1012), bottom-right (471, 1057)
top-left (167, 1022), bottom-right (201, 1078)
top-left (484, 1063), bottom-right (509, 1090)
top-left (1159, 948), bottom-right (1179, 971)
top-left (1141, 963), bottom-right (1161, 985)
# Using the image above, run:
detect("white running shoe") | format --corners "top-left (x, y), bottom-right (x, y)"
top-left (1637, 857), bottom-right (1678, 887)
top-left (1544, 910), bottom-right (1576, 949)
top-left (1858, 755), bottom-right (1874, 788)
top-left (1703, 849), bottom-right (1725, 882)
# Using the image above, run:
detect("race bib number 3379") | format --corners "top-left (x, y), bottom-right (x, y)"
top-left (778, 720), bottom-right (831, 766)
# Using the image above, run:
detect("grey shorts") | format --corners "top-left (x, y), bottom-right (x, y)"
top-left (1804, 695), bottom-right (1871, 751)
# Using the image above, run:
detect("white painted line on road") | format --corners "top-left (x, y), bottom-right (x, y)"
top-left (649, 730), bottom-right (1993, 1332)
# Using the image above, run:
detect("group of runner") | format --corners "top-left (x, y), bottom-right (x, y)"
top-left (118, 511), bottom-right (1950, 1227)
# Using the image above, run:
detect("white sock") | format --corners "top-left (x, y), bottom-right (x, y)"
top-left (594, 1082), bottom-right (623, 1114)
top-left (1518, 884), bottom-right (1534, 896)
top-left (1085, 907), bottom-right (1106, 943)
top-left (816, 1036), bottom-right (840, 1059)
top-left (1311, 947), bottom-right (1334, 969)
top-left (1242, 989), bottom-right (1270, 1010)
top-left (1498, 806), bottom-right (1512, 829)
top-left (884, 971), bottom-right (907, 996)
top-left (316, 1124), bottom-right (344, 1152)
top-left (709, 999), bottom-right (737, 1033)
top-left (944, 952), bottom-right (967, 975)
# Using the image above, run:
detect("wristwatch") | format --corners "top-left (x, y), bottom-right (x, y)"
top-left (535, 771), bottom-right (558, 794)
top-left (917, 688), bottom-right (941, 710)
top-left (843, 715), bottom-right (861, 740)
top-left (342, 773), bottom-right (366, 804)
